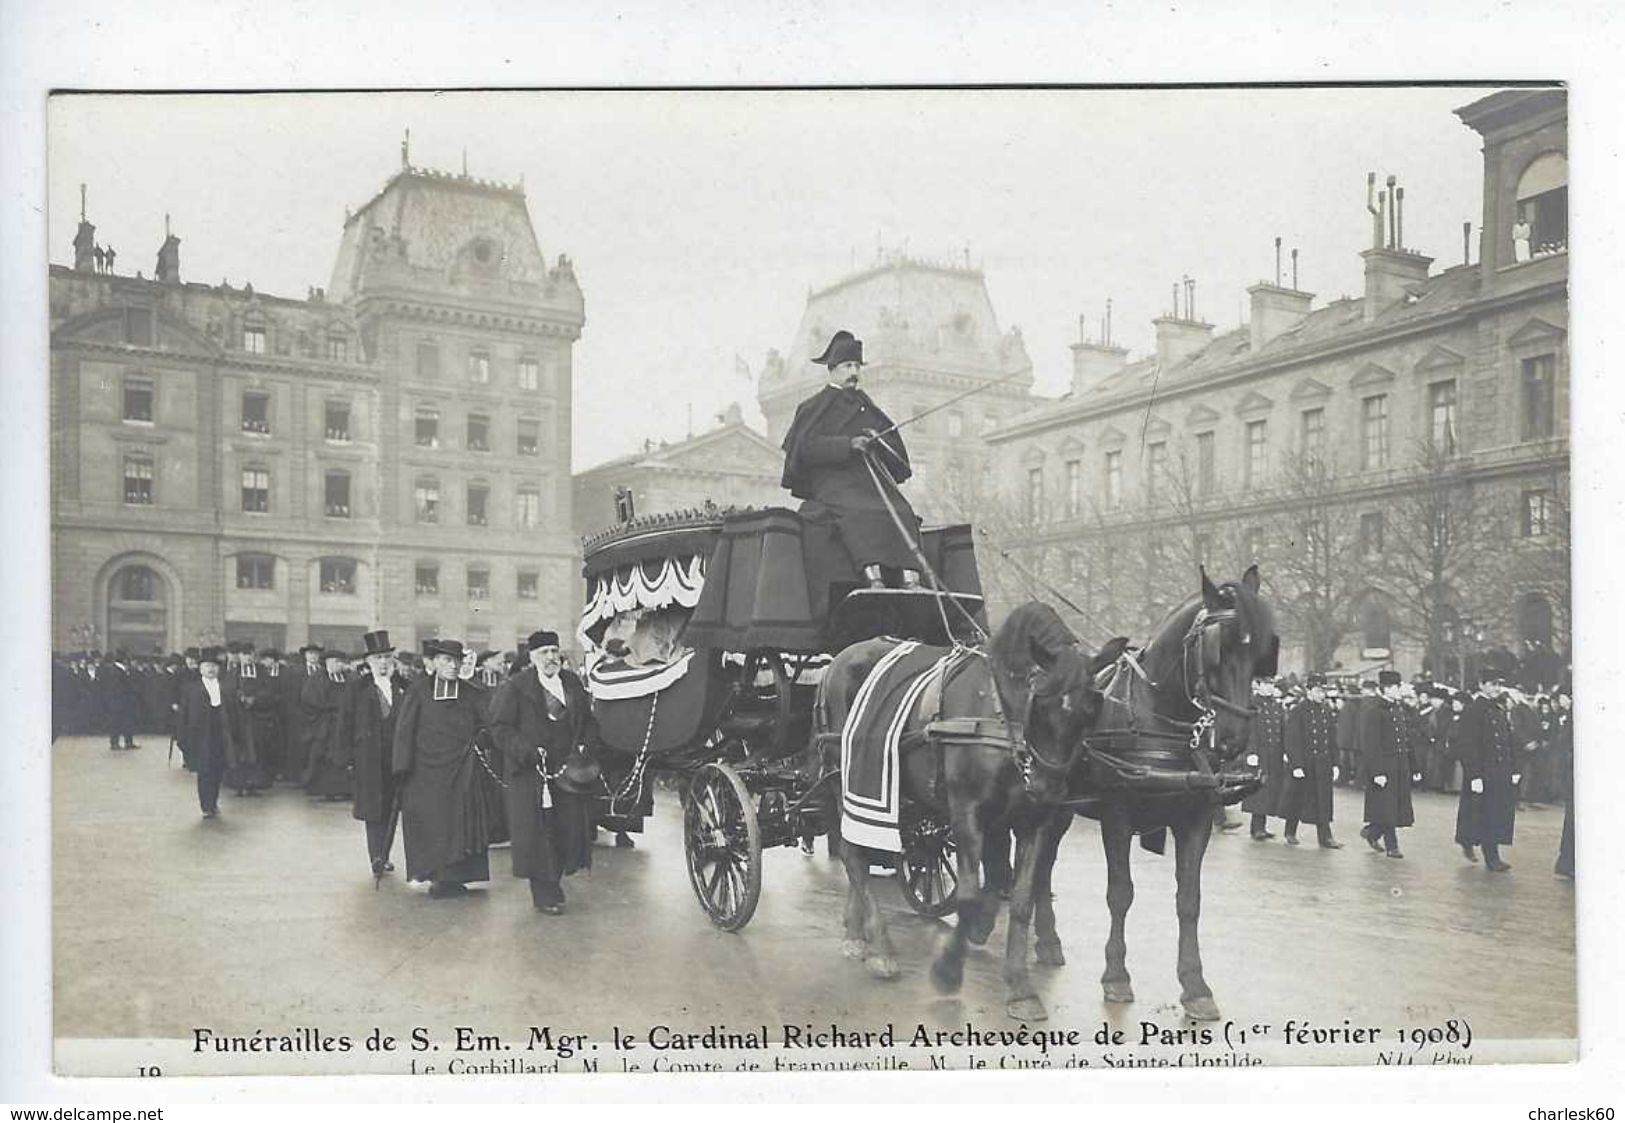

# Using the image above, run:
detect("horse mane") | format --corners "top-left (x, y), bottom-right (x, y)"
top-left (989, 601), bottom-right (1080, 689)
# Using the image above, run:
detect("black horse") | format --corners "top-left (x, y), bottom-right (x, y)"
top-left (812, 602), bottom-right (1122, 1018)
top-left (1014, 566), bottom-right (1278, 1021)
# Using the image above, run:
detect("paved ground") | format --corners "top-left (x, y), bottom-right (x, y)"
top-left (52, 735), bottom-right (1575, 1073)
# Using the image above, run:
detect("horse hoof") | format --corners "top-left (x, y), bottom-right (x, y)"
top-left (1183, 995), bottom-right (1221, 1021)
top-left (865, 955), bottom-right (900, 981)
top-left (841, 939), bottom-right (867, 961)
top-left (1034, 941), bottom-right (1066, 967)
top-left (1102, 980), bottom-right (1135, 1003)
top-left (966, 914), bottom-right (996, 948)
top-left (929, 954), bottom-right (964, 994)
top-left (1007, 994), bottom-right (1048, 1022)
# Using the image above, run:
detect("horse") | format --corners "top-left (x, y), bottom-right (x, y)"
top-left (1016, 565), bottom-right (1278, 1021)
top-left (811, 601), bottom-right (1124, 1019)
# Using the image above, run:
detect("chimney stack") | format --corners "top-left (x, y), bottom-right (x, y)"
top-left (1247, 282), bottom-right (1314, 352)
top-left (1358, 172), bottom-right (1432, 319)
top-left (1070, 306), bottom-right (1129, 394)
top-left (155, 214), bottom-right (182, 285)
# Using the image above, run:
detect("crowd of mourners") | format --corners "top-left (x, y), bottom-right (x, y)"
top-left (50, 638), bottom-right (1577, 910)
top-left (51, 631), bottom-right (614, 914)
top-left (1225, 666), bottom-right (1575, 879)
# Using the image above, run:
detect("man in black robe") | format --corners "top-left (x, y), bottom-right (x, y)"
top-left (780, 330), bottom-right (922, 596)
top-left (1280, 673), bottom-right (1341, 848)
top-left (98, 651), bottom-right (140, 752)
top-left (303, 650), bottom-right (354, 799)
top-left (1455, 676), bottom-right (1520, 872)
top-left (392, 638), bottom-right (493, 898)
top-left (349, 630), bottom-right (406, 877)
top-left (281, 644), bottom-right (322, 782)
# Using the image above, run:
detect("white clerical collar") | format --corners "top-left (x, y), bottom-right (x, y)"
top-left (201, 678), bottom-right (222, 706)
top-left (536, 667), bottom-right (567, 705)
top-left (241, 663), bottom-right (257, 679)
top-left (433, 677), bottom-right (460, 701)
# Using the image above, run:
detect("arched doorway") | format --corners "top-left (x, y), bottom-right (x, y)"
top-left (105, 563), bottom-right (170, 655)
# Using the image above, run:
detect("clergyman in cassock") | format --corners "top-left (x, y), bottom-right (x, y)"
top-left (225, 647), bottom-right (278, 795)
top-left (349, 630), bottom-right (406, 878)
top-left (99, 652), bottom-right (140, 752)
top-left (391, 638), bottom-right (493, 898)
top-left (780, 330), bottom-right (922, 604)
top-left (1279, 673), bottom-right (1342, 848)
top-left (1241, 678), bottom-right (1288, 840)
top-left (489, 630), bottom-right (599, 914)
top-left (1358, 671), bottom-right (1415, 858)
top-left (1454, 676), bottom-right (1520, 873)
top-left (280, 644), bottom-right (321, 782)
top-left (176, 647), bottom-right (239, 819)
top-left (303, 650), bottom-right (354, 800)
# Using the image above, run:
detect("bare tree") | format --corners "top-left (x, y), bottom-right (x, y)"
top-left (1266, 449), bottom-right (1366, 671)
top-left (1376, 440), bottom-right (1497, 677)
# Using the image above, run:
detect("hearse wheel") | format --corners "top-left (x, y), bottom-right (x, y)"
top-left (683, 760), bottom-right (763, 931)
top-left (899, 812), bottom-right (959, 918)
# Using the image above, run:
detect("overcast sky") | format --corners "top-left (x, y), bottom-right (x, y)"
top-left (49, 87), bottom-right (1495, 469)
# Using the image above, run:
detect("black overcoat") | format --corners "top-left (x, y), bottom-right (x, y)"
top-left (279, 661), bottom-right (315, 779)
top-left (1454, 695), bottom-right (1519, 846)
top-left (302, 672), bottom-right (353, 797)
top-left (1240, 696), bottom-right (1288, 815)
top-left (228, 668), bottom-right (279, 790)
top-left (779, 383), bottom-right (919, 572)
top-left (488, 669), bottom-right (598, 882)
top-left (348, 671), bottom-right (406, 824)
top-left (391, 677), bottom-right (494, 883)
top-left (1359, 698), bottom-right (1415, 829)
top-left (97, 662), bottom-right (141, 734)
top-left (176, 679), bottom-right (240, 772)
top-left (1279, 698), bottom-right (1337, 825)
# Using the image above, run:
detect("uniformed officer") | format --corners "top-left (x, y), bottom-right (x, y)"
top-left (779, 330), bottom-right (922, 592)
top-left (1241, 678), bottom-right (1287, 840)
top-left (1280, 672), bottom-right (1342, 848)
top-left (1358, 670), bottom-right (1415, 858)
top-left (1454, 675), bottom-right (1520, 872)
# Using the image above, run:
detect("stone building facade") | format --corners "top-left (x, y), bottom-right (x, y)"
top-left (51, 159), bottom-right (584, 656)
top-left (756, 253), bottom-right (1036, 525)
top-left (982, 89), bottom-right (1568, 681)
top-left (571, 404), bottom-right (786, 539)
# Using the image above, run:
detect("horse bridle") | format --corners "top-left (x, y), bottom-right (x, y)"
top-left (1182, 606), bottom-right (1259, 725)
top-left (1013, 661), bottom-right (1090, 777)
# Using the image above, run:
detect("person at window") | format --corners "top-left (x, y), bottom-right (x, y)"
top-left (1358, 670), bottom-right (1416, 858)
top-left (1512, 206), bottom-right (1532, 264)
top-left (349, 630), bottom-right (407, 878)
top-left (303, 650), bottom-right (354, 801)
top-left (1454, 675), bottom-right (1521, 873)
top-left (177, 648), bottom-right (240, 819)
top-left (391, 638), bottom-right (493, 899)
top-left (780, 330), bottom-right (922, 593)
top-left (104, 245), bottom-right (116, 273)
top-left (488, 630), bottom-right (599, 915)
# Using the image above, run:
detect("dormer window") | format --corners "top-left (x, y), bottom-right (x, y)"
top-left (243, 325), bottom-right (267, 354)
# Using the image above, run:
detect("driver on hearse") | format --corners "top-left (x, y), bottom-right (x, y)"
top-left (780, 330), bottom-right (923, 591)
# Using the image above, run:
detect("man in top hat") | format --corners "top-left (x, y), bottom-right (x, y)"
top-left (1358, 670), bottom-right (1416, 858)
top-left (489, 629), bottom-right (598, 914)
top-left (392, 638), bottom-right (493, 897)
top-left (98, 650), bottom-right (141, 752)
top-left (303, 649), bottom-right (355, 800)
top-left (176, 647), bottom-right (240, 818)
top-left (1454, 675), bottom-right (1520, 872)
top-left (1280, 672), bottom-right (1342, 847)
top-left (349, 630), bottom-right (409, 877)
top-left (780, 330), bottom-right (923, 598)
